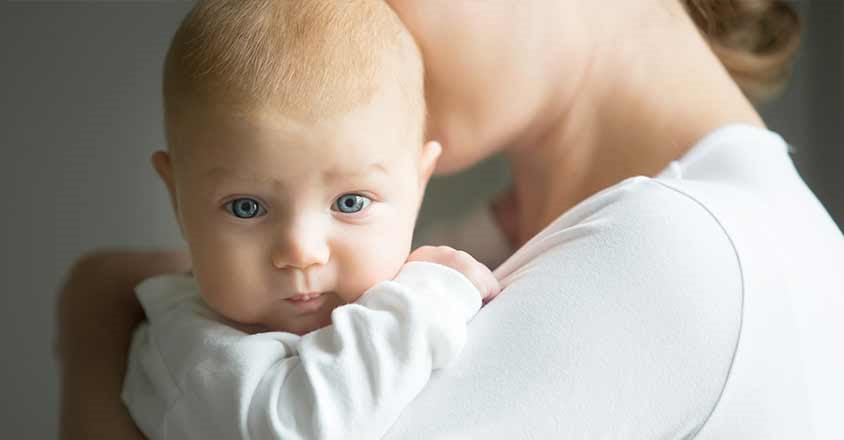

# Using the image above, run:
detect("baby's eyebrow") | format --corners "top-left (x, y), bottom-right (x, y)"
top-left (202, 167), bottom-right (263, 182)
top-left (322, 162), bottom-right (389, 180)
top-left (200, 168), bottom-right (284, 188)
top-left (200, 162), bottom-right (389, 184)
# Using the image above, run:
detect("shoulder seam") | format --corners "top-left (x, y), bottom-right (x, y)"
top-left (647, 179), bottom-right (745, 439)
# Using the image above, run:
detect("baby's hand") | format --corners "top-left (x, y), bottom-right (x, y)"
top-left (407, 246), bottom-right (501, 302)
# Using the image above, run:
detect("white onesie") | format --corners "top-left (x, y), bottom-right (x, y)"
top-left (122, 261), bottom-right (480, 440)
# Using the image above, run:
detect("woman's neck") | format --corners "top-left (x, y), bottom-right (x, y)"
top-left (503, 0), bottom-right (764, 246)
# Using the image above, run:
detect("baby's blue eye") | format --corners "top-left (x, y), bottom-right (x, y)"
top-left (227, 198), bottom-right (265, 219)
top-left (333, 194), bottom-right (371, 214)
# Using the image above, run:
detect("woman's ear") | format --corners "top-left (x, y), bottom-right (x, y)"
top-left (151, 150), bottom-right (179, 217)
top-left (418, 140), bottom-right (442, 191)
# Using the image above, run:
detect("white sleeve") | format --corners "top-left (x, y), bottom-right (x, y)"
top-left (413, 203), bottom-right (512, 269)
top-left (123, 261), bottom-right (481, 440)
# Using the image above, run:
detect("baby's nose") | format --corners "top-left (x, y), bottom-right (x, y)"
top-left (271, 221), bottom-right (330, 270)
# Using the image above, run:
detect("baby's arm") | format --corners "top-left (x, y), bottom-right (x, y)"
top-left (124, 253), bottom-right (496, 440)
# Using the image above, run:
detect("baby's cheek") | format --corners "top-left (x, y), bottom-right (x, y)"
top-left (377, 238), bottom-right (412, 277)
top-left (335, 207), bottom-right (415, 298)
top-left (337, 241), bottom-right (408, 301)
top-left (192, 250), bottom-right (266, 323)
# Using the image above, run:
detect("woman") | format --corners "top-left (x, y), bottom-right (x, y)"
top-left (58, 0), bottom-right (844, 438)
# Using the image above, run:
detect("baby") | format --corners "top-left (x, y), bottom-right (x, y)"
top-left (121, 1), bottom-right (500, 439)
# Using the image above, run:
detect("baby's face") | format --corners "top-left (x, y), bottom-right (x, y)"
top-left (164, 96), bottom-right (429, 335)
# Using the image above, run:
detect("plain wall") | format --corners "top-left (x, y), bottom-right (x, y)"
top-left (1, 2), bottom-right (840, 438)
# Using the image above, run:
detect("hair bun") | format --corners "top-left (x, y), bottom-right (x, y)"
top-left (683, 0), bottom-right (801, 102)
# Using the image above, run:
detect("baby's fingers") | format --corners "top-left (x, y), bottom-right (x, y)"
top-left (478, 268), bottom-right (501, 303)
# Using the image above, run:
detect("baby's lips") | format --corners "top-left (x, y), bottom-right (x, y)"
top-left (286, 292), bottom-right (323, 302)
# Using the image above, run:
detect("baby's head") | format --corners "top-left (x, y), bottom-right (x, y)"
top-left (154, 0), bottom-right (439, 335)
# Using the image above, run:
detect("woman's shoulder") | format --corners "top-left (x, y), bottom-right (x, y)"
top-left (497, 173), bottom-right (743, 329)
top-left (466, 176), bottom-right (744, 438)
top-left (497, 175), bottom-right (741, 284)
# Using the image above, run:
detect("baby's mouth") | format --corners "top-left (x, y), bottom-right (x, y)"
top-left (286, 292), bottom-right (324, 302)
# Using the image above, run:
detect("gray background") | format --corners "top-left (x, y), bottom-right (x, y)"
top-left (1, 2), bottom-right (840, 438)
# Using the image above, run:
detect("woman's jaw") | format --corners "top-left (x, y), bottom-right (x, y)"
top-left (390, 0), bottom-right (764, 245)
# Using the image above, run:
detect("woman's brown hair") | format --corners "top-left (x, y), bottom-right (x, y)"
top-left (683, 0), bottom-right (801, 102)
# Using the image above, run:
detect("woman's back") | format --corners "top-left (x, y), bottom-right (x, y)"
top-left (384, 125), bottom-right (844, 439)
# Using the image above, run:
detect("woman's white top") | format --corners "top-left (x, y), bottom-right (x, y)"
top-left (396, 124), bottom-right (844, 439)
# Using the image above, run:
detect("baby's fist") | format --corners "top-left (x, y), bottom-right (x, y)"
top-left (407, 246), bottom-right (501, 301)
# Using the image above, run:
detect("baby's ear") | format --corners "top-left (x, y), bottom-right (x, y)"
top-left (418, 141), bottom-right (442, 191)
top-left (150, 150), bottom-right (179, 216)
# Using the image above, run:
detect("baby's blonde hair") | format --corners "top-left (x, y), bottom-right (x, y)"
top-left (163, 0), bottom-right (424, 139)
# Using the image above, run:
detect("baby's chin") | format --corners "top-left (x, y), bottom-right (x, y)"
top-left (218, 293), bottom-right (347, 335)
top-left (278, 316), bottom-right (333, 336)
top-left (259, 308), bottom-right (335, 336)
